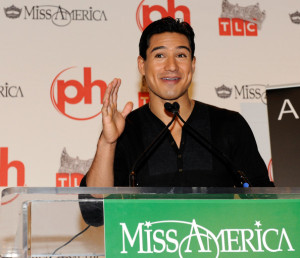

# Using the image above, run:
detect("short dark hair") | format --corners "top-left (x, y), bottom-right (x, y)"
top-left (139, 17), bottom-right (195, 60)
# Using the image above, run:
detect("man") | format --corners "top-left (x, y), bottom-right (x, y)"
top-left (81, 17), bottom-right (273, 188)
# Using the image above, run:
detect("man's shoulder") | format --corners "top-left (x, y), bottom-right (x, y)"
top-left (195, 101), bottom-right (240, 119)
top-left (126, 104), bottom-right (150, 122)
top-left (193, 101), bottom-right (249, 133)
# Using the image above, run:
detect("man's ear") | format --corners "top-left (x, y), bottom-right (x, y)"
top-left (137, 56), bottom-right (146, 76)
top-left (192, 56), bottom-right (196, 74)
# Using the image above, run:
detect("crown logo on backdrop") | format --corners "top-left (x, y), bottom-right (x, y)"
top-left (215, 85), bottom-right (233, 99)
top-left (4, 5), bottom-right (22, 19)
top-left (289, 11), bottom-right (300, 24)
top-left (221, 0), bottom-right (266, 29)
top-left (58, 148), bottom-right (92, 174)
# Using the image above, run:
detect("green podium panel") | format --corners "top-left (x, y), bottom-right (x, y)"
top-left (105, 199), bottom-right (299, 257)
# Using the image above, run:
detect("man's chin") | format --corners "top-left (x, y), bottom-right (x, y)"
top-left (148, 87), bottom-right (188, 101)
top-left (158, 92), bottom-right (187, 101)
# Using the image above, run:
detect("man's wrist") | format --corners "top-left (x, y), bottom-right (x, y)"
top-left (97, 133), bottom-right (117, 150)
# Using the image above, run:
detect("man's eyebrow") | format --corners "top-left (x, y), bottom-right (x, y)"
top-left (150, 46), bottom-right (166, 53)
top-left (177, 46), bottom-right (191, 52)
top-left (150, 46), bottom-right (191, 53)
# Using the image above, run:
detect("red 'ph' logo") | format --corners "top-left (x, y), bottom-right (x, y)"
top-left (0, 147), bottom-right (25, 187)
top-left (219, 18), bottom-right (257, 36)
top-left (50, 67), bottom-right (107, 120)
top-left (136, 0), bottom-right (191, 31)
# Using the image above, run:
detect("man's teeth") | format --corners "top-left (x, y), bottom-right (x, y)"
top-left (164, 78), bottom-right (178, 80)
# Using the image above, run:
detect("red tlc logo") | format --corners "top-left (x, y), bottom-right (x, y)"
top-left (219, 18), bottom-right (258, 36)
top-left (138, 92), bottom-right (150, 107)
top-left (56, 173), bottom-right (83, 187)
top-left (0, 147), bottom-right (25, 187)
top-left (50, 67), bottom-right (107, 120)
top-left (136, 0), bottom-right (191, 31)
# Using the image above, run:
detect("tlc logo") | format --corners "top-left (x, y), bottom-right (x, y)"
top-left (0, 147), bottom-right (25, 187)
top-left (136, 0), bottom-right (191, 31)
top-left (219, 18), bottom-right (258, 36)
top-left (138, 92), bottom-right (150, 107)
top-left (56, 173), bottom-right (83, 187)
top-left (50, 67), bottom-right (107, 120)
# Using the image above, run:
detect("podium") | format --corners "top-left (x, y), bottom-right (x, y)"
top-left (1, 187), bottom-right (300, 258)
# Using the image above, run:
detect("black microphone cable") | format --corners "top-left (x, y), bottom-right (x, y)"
top-left (50, 225), bottom-right (91, 257)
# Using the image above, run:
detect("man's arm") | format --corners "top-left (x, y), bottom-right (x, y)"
top-left (85, 78), bottom-right (133, 187)
top-left (231, 112), bottom-right (274, 187)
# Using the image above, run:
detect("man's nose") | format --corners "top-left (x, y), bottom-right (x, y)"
top-left (165, 56), bottom-right (178, 71)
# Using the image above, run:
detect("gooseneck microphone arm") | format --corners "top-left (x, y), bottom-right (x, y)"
top-left (170, 102), bottom-right (252, 188)
top-left (129, 108), bottom-right (178, 187)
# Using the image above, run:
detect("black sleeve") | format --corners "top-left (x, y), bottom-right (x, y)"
top-left (113, 116), bottom-right (143, 186)
top-left (230, 112), bottom-right (274, 187)
top-left (113, 138), bottom-right (132, 186)
top-left (78, 175), bottom-right (104, 227)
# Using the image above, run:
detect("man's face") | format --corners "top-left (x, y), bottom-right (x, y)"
top-left (138, 32), bottom-right (195, 102)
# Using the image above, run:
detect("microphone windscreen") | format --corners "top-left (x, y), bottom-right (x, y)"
top-left (173, 102), bottom-right (180, 111)
top-left (164, 102), bottom-right (180, 114)
top-left (164, 102), bottom-right (173, 112)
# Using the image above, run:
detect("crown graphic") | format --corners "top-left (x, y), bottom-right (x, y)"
top-left (289, 11), bottom-right (300, 24)
top-left (4, 5), bottom-right (22, 19)
top-left (215, 85), bottom-right (232, 99)
top-left (58, 147), bottom-right (92, 174)
top-left (221, 0), bottom-right (266, 29)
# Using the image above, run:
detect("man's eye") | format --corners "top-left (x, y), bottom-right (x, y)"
top-left (155, 53), bottom-right (164, 58)
top-left (178, 53), bottom-right (187, 58)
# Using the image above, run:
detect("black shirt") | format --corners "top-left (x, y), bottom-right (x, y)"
top-left (113, 101), bottom-right (273, 187)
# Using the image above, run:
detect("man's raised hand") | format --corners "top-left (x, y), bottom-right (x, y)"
top-left (101, 78), bottom-right (133, 144)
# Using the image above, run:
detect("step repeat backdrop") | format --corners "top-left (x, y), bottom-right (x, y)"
top-left (1, 0), bottom-right (300, 191)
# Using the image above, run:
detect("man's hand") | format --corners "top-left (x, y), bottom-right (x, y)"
top-left (101, 78), bottom-right (133, 144)
top-left (86, 78), bottom-right (133, 188)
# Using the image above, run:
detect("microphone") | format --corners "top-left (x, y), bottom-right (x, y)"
top-left (170, 102), bottom-right (252, 187)
top-left (164, 102), bottom-right (180, 114)
top-left (129, 104), bottom-right (177, 187)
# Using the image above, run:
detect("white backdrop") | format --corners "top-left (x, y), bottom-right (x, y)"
top-left (1, 0), bottom-right (300, 189)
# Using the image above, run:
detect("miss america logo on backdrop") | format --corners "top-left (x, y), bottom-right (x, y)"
top-left (4, 5), bottom-right (107, 27)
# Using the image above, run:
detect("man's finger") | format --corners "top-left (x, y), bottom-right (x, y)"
top-left (121, 102), bottom-right (134, 118)
top-left (112, 78), bottom-right (121, 106)
top-left (103, 80), bottom-right (114, 105)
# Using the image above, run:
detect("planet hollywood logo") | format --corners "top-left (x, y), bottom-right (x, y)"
top-left (120, 219), bottom-right (294, 257)
top-left (4, 5), bottom-right (107, 26)
top-left (136, 0), bottom-right (191, 31)
top-left (289, 11), bottom-right (300, 24)
top-left (0, 82), bottom-right (24, 98)
top-left (50, 67), bottom-right (107, 120)
top-left (215, 84), bottom-right (267, 104)
top-left (0, 147), bottom-right (25, 187)
top-left (219, 0), bottom-right (266, 36)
